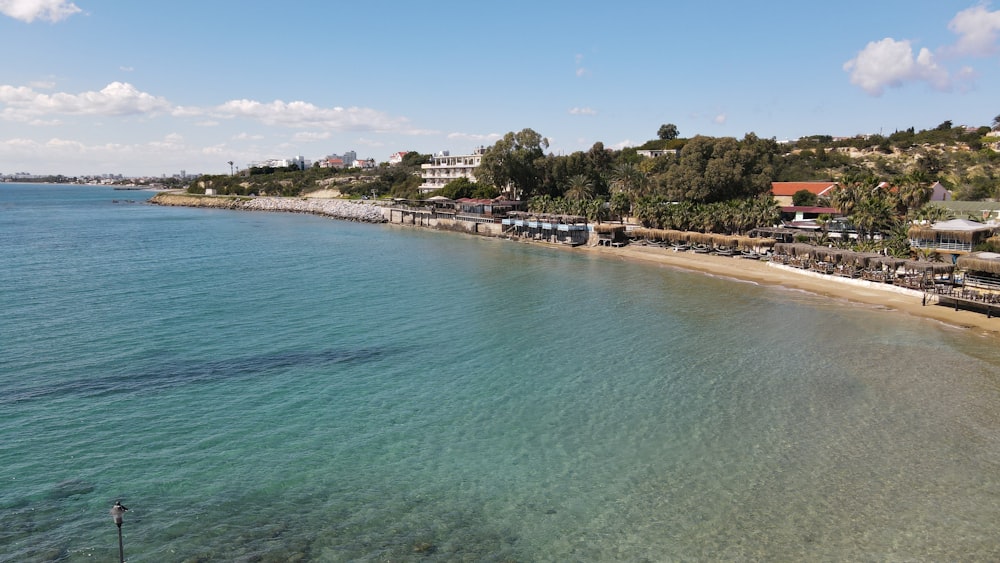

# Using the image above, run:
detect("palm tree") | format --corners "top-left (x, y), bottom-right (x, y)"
top-left (564, 174), bottom-right (595, 202)
top-left (610, 163), bottom-right (647, 218)
top-left (914, 203), bottom-right (952, 223)
top-left (852, 192), bottom-right (896, 242)
top-left (830, 173), bottom-right (873, 217)
top-left (897, 172), bottom-right (933, 217)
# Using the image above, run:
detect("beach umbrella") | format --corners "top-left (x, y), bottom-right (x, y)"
top-left (957, 253), bottom-right (1000, 276)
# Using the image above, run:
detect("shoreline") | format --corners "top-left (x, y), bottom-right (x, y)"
top-left (579, 243), bottom-right (1000, 339)
top-left (149, 193), bottom-right (1000, 339)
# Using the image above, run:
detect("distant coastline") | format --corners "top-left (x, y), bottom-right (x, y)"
top-left (149, 192), bottom-right (387, 223)
top-left (150, 192), bottom-right (1000, 339)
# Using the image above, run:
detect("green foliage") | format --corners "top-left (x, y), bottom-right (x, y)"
top-left (636, 138), bottom-right (686, 151)
top-left (791, 189), bottom-right (818, 207)
top-left (661, 133), bottom-right (777, 203)
top-left (975, 237), bottom-right (1000, 253)
top-left (657, 123), bottom-right (679, 141)
top-left (400, 152), bottom-right (430, 167)
top-left (633, 196), bottom-right (779, 234)
top-left (436, 177), bottom-right (479, 200)
top-left (476, 128), bottom-right (549, 199)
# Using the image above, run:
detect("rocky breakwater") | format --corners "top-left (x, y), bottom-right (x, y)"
top-left (150, 193), bottom-right (387, 223)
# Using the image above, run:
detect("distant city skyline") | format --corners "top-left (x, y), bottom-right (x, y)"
top-left (2, 1), bottom-right (999, 177)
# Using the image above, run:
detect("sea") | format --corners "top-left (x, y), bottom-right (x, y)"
top-left (2, 183), bottom-right (999, 562)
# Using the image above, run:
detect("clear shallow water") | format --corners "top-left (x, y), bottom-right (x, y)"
top-left (2, 184), bottom-right (999, 561)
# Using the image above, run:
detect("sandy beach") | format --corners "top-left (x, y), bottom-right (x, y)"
top-left (577, 242), bottom-right (1000, 339)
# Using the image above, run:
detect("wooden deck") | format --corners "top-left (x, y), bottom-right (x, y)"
top-left (932, 292), bottom-right (1000, 318)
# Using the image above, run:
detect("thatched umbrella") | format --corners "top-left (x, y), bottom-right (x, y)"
top-left (790, 243), bottom-right (816, 256)
top-left (903, 260), bottom-right (955, 275)
top-left (665, 230), bottom-right (687, 244)
top-left (687, 232), bottom-right (710, 245)
top-left (865, 255), bottom-right (904, 270)
top-left (774, 242), bottom-right (795, 256)
top-left (957, 252), bottom-right (1000, 276)
top-left (594, 224), bottom-right (625, 234)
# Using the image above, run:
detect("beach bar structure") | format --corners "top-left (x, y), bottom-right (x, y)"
top-left (908, 219), bottom-right (996, 256)
top-left (935, 252), bottom-right (1000, 316)
top-left (502, 212), bottom-right (589, 246)
top-left (593, 224), bottom-right (627, 246)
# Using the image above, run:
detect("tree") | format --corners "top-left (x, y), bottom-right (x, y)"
top-left (436, 177), bottom-right (478, 200)
top-left (792, 189), bottom-right (818, 207)
top-left (564, 174), bottom-right (595, 201)
top-left (400, 152), bottom-right (430, 167)
top-left (610, 162), bottom-right (648, 216)
top-left (896, 172), bottom-right (932, 217)
top-left (829, 173), bottom-right (875, 216)
top-left (476, 128), bottom-right (549, 200)
top-left (661, 134), bottom-right (777, 203)
top-left (993, 114), bottom-right (1000, 131)
top-left (657, 123), bottom-right (679, 141)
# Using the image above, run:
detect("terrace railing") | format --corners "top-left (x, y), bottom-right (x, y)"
top-left (909, 240), bottom-right (973, 252)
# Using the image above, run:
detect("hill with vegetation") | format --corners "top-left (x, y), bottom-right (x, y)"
top-left (183, 119), bottom-right (1000, 254)
top-left (188, 120), bottom-right (1000, 203)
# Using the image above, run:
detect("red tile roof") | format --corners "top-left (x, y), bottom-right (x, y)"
top-left (771, 181), bottom-right (837, 197)
top-left (780, 206), bottom-right (839, 214)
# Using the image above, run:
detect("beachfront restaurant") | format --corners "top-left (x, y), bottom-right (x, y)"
top-left (939, 252), bottom-right (1000, 316)
top-left (502, 212), bottom-right (589, 246)
top-left (908, 219), bottom-right (996, 258)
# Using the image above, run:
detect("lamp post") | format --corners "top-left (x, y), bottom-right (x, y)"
top-left (110, 501), bottom-right (128, 562)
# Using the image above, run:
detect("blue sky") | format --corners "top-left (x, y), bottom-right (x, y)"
top-left (2, 0), bottom-right (999, 177)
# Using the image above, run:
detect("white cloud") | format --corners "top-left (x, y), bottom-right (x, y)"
top-left (212, 99), bottom-right (406, 131)
top-left (568, 107), bottom-right (597, 115)
top-left (611, 139), bottom-right (634, 150)
top-left (948, 4), bottom-right (1000, 56)
top-left (120, 66), bottom-right (134, 72)
top-left (845, 5), bottom-right (1000, 96)
top-left (843, 37), bottom-right (949, 95)
top-left (0, 82), bottom-right (172, 119)
top-left (0, 82), bottom-right (416, 136)
top-left (574, 53), bottom-right (590, 77)
top-left (232, 132), bottom-right (264, 141)
top-left (447, 132), bottom-right (502, 142)
top-left (293, 131), bottom-right (331, 142)
top-left (714, 113), bottom-right (727, 125)
top-left (0, 133), bottom-right (240, 175)
top-left (0, 0), bottom-right (81, 22)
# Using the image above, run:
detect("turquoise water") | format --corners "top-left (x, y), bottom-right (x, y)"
top-left (2, 184), bottom-right (999, 561)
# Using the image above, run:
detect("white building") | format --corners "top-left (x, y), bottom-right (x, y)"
top-left (419, 147), bottom-right (486, 194)
top-left (636, 149), bottom-right (679, 158)
top-left (250, 156), bottom-right (309, 170)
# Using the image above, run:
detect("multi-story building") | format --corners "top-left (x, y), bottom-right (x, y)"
top-left (418, 147), bottom-right (485, 194)
top-left (250, 156), bottom-right (309, 170)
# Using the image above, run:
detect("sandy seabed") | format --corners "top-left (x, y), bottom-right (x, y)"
top-left (575, 243), bottom-right (1000, 340)
top-left (154, 192), bottom-right (999, 339)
